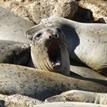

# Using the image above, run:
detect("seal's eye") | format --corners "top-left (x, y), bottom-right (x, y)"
top-left (36, 32), bottom-right (42, 38)
top-left (33, 32), bottom-right (42, 40)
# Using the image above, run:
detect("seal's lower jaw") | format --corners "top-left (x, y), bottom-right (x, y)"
top-left (47, 40), bottom-right (71, 76)
top-left (47, 40), bottom-right (62, 71)
top-left (31, 38), bottom-right (70, 76)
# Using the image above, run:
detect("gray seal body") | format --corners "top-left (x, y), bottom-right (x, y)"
top-left (26, 16), bottom-right (107, 72)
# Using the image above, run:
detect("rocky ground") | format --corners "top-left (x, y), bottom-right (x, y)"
top-left (79, 0), bottom-right (107, 23)
top-left (0, 0), bottom-right (107, 23)
top-left (0, 0), bottom-right (107, 107)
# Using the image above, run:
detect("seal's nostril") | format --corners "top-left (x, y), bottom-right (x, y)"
top-left (49, 36), bottom-right (52, 39)
top-left (54, 34), bottom-right (59, 38)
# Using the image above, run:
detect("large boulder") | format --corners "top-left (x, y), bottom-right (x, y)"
top-left (0, 94), bottom-right (41, 107)
top-left (79, 0), bottom-right (107, 23)
top-left (0, 0), bottom-right (79, 23)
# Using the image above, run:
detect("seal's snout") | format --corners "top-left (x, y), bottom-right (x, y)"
top-left (45, 28), bottom-right (60, 40)
top-left (48, 33), bottom-right (59, 39)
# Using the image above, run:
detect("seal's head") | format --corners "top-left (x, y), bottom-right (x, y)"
top-left (26, 27), bottom-right (70, 76)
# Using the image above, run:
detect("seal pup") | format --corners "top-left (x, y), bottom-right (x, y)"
top-left (26, 16), bottom-right (107, 73)
top-left (0, 64), bottom-right (107, 100)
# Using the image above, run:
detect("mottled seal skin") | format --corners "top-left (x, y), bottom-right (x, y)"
top-left (46, 90), bottom-right (107, 105)
top-left (0, 64), bottom-right (107, 100)
top-left (26, 16), bottom-right (107, 73)
top-left (0, 40), bottom-right (30, 66)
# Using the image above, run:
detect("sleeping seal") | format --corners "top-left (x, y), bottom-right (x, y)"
top-left (35, 102), bottom-right (107, 107)
top-left (0, 40), bottom-right (30, 66)
top-left (26, 16), bottom-right (107, 73)
top-left (0, 64), bottom-right (107, 100)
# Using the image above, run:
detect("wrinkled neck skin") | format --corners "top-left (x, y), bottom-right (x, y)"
top-left (31, 42), bottom-right (52, 72)
top-left (31, 40), bottom-right (70, 76)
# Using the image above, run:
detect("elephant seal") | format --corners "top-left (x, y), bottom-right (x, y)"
top-left (0, 40), bottom-right (30, 66)
top-left (26, 16), bottom-right (107, 73)
top-left (35, 102), bottom-right (106, 107)
top-left (0, 64), bottom-right (107, 100)
top-left (26, 27), bottom-right (70, 76)
top-left (46, 90), bottom-right (107, 105)
top-left (26, 27), bottom-right (106, 80)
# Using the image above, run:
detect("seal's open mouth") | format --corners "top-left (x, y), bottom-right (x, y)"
top-left (29, 27), bottom-right (70, 75)
top-left (47, 40), bottom-right (62, 69)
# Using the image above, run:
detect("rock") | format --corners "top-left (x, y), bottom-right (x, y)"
top-left (79, 0), bottom-right (107, 23)
top-left (1, 0), bottom-right (107, 23)
top-left (0, 94), bottom-right (41, 107)
top-left (35, 102), bottom-right (107, 107)
top-left (0, 6), bottom-right (34, 43)
top-left (46, 90), bottom-right (107, 105)
top-left (73, 6), bottom-right (94, 23)
top-left (0, 0), bottom-right (79, 23)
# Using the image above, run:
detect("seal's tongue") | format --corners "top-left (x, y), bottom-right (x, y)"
top-left (48, 41), bottom-right (61, 68)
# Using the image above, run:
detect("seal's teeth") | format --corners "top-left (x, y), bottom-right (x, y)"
top-left (52, 61), bottom-right (61, 67)
top-left (55, 61), bottom-right (61, 66)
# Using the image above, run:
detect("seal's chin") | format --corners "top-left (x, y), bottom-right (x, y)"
top-left (47, 40), bottom-right (62, 70)
top-left (31, 38), bottom-right (70, 75)
top-left (46, 39), bottom-right (70, 76)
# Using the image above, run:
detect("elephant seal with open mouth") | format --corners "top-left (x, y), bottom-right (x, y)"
top-left (26, 27), bottom-right (107, 80)
top-left (26, 16), bottom-right (107, 74)
top-left (26, 27), bottom-right (70, 76)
